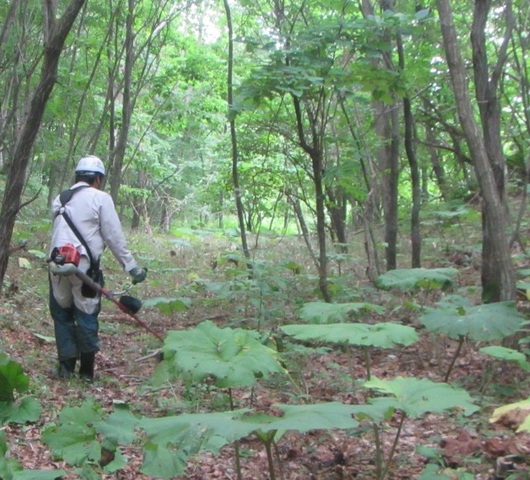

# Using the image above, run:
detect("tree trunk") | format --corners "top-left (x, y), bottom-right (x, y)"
top-left (109, 0), bottom-right (135, 200)
top-left (326, 185), bottom-right (348, 252)
top-left (287, 190), bottom-right (318, 267)
top-left (404, 95), bottom-right (421, 268)
top-left (363, 191), bottom-right (383, 283)
top-left (338, 94), bottom-right (382, 276)
top-left (471, 0), bottom-right (513, 203)
top-left (424, 121), bottom-right (447, 200)
top-left (360, 0), bottom-right (400, 271)
top-left (0, 0), bottom-right (86, 293)
top-left (471, 0), bottom-right (515, 301)
top-left (223, 0), bottom-right (250, 261)
top-left (311, 148), bottom-right (331, 301)
top-left (397, 34), bottom-right (421, 268)
top-left (436, 0), bottom-right (515, 302)
top-left (291, 94), bottom-right (331, 302)
top-left (159, 198), bottom-right (170, 231)
top-left (0, 0), bottom-right (40, 173)
top-left (381, 102), bottom-right (400, 271)
top-left (0, 0), bottom-right (19, 51)
top-left (131, 201), bottom-right (140, 230)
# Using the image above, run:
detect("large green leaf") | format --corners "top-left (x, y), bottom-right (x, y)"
top-left (42, 401), bottom-right (103, 466)
top-left (162, 321), bottom-right (286, 388)
top-left (479, 346), bottom-right (530, 371)
top-left (141, 442), bottom-right (188, 479)
top-left (299, 301), bottom-right (385, 323)
top-left (0, 397), bottom-right (41, 425)
top-left (420, 301), bottom-right (525, 341)
top-left (241, 402), bottom-right (359, 433)
top-left (0, 430), bottom-right (19, 480)
top-left (0, 353), bottom-right (39, 426)
top-left (96, 403), bottom-right (139, 445)
top-left (375, 268), bottom-right (458, 292)
top-left (0, 353), bottom-right (29, 402)
top-left (361, 377), bottom-right (479, 418)
top-left (12, 472), bottom-right (66, 480)
top-left (281, 322), bottom-right (418, 348)
top-left (139, 403), bottom-right (360, 477)
top-left (143, 297), bottom-right (191, 314)
top-left (138, 409), bottom-right (253, 454)
top-left (350, 400), bottom-right (397, 423)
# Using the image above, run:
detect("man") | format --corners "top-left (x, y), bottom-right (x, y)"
top-left (48, 155), bottom-right (147, 380)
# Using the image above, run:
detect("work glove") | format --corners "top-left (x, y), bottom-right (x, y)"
top-left (129, 266), bottom-right (147, 284)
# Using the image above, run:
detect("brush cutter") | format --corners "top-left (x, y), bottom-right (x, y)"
top-left (48, 246), bottom-right (163, 341)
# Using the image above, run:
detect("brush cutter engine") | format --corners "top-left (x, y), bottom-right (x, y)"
top-left (52, 243), bottom-right (81, 266)
top-left (49, 243), bottom-right (81, 276)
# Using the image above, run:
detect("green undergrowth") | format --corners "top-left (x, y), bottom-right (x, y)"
top-left (2, 228), bottom-right (530, 479)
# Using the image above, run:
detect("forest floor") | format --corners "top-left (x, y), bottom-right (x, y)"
top-left (2, 229), bottom-right (530, 480)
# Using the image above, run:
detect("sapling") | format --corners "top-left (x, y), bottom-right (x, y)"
top-left (154, 320), bottom-right (288, 479)
top-left (352, 376), bottom-right (478, 480)
top-left (375, 267), bottom-right (459, 308)
top-left (478, 346), bottom-right (530, 393)
top-left (281, 321), bottom-right (418, 380)
top-left (419, 297), bottom-right (526, 381)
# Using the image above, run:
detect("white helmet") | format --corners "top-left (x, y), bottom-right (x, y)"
top-left (75, 155), bottom-right (106, 176)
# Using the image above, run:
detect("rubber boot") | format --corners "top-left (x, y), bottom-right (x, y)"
top-left (58, 358), bottom-right (76, 379)
top-left (79, 352), bottom-right (96, 381)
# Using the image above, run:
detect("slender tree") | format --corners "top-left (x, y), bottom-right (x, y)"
top-left (109, 0), bottom-right (135, 200)
top-left (223, 0), bottom-right (250, 262)
top-left (359, 0), bottom-right (400, 271)
top-left (0, 0), bottom-right (86, 293)
top-left (397, 33), bottom-right (421, 268)
top-left (436, 0), bottom-right (516, 302)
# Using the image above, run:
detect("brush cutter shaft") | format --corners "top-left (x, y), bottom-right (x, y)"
top-left (75, 269), bottom-right (164, 341)
top-left (49, 265), bottom-right (164, 341)
top-left (49, 262), bottom-right (79, 276)
top-left (75, 269), bottom-right (117, 302)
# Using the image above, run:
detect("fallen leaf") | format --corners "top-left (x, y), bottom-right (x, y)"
top-left (439, 430), bottom-right (482, 466)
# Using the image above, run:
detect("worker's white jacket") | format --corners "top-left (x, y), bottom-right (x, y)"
top-left (49, 181), bottom-right (138, 313)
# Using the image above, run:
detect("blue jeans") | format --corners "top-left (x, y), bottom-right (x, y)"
top-left (49, 282), bottom-right (101, 361)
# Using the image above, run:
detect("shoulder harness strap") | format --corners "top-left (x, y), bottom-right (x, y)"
top-left (56, 184), bottom-right (98, 268)
top-left (58, 184), bottom-right (89, 214)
